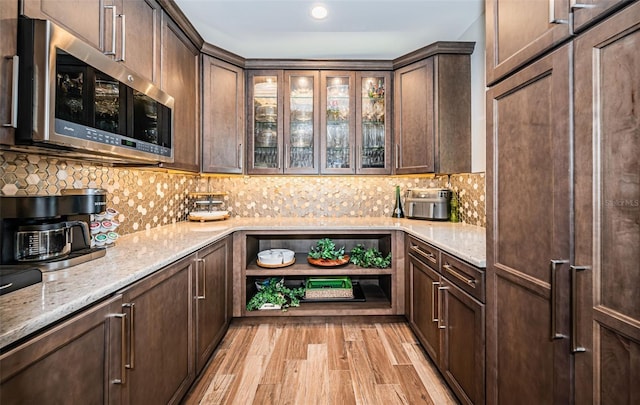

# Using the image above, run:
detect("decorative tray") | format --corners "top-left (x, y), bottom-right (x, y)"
top-left (188, 211), bottom-right (229, 222)
top-left (307, 255), bottom-right (350, 267)
top-left (257, 258), bottom-right (296, 268)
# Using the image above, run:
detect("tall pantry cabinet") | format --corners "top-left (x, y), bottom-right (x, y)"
top-left (486, 1), bottom-right (640, 404)
top-left (573, 4), bottom-right (640, 404)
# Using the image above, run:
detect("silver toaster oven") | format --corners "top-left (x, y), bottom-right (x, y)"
top-left (406, 188), bottom-right (451, 220)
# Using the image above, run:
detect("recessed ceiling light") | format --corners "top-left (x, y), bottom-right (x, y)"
top-left (311, 5), bottom-right (328, 20)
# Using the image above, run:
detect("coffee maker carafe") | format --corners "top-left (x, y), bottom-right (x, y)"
top-left (0, 188), bottom-right (107, 271)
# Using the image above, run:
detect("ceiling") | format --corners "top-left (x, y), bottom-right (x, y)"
top-left (173, 0), bottom-right (485, 60)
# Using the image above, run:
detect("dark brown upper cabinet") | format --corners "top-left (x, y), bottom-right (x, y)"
top-left (485, 0), bottom-right (571, 85)
top-left (201, 55), bottom-right (245, 174)
top-left (393, 43), bottom-right (473, 175)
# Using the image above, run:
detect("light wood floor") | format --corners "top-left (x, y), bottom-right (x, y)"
top-left (182, 317), bottom-right (458, 405)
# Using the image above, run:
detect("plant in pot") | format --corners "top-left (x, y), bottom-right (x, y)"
top-left (349, 244), bottom-right (392, 268)
top-left (307, 238), bottom-right (349, 266)
top-left (246, 278), bottom-right (305, 311)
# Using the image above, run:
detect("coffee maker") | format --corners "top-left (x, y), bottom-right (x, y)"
top-left (0, 188), bottom-right (108, 271)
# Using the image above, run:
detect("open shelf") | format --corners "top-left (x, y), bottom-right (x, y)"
top-left (235, 230), bottom-right (401, 318)
top-left (243, 278), bottom-right (393, 317)
top-left (246, 253), bottom-right (392, 276)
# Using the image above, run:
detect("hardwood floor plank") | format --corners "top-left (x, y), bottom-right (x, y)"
top-left (403, 342), bottom-right (458, 404)
top-left (329, 370), bottom-right (357, 405)
top-left (304, 344), bottom-right (330, 405)
top-left (394, 364), bottom-right (437, 405)
top-left (199, 374), bottom-right (235, 405)
top-left (273, 360), bottom-right (305, 404)
top-left (261, 326), bottom-right (296, 384)
top-left (376, 323), bottom-right (412, 365)
top-left (390, 321), bottom-right (419, 344)
top-left (216, 325), bottom-right (257, 375)
top-left (286, 323), bottom-right (310, 360)
top-left (225, 354), bottom-right (264, 404)
top-left (247, 323), bottom-right (280, 356)
top-left (362, 328), bottom-right (398, 384)
top-left (304, 322), bottom-right (328, 344)
top-left (252, 384), bottom-right (281, 405)
top-left (375, 384), bottom-right (411, 405)
top-left (346, 340), bottom-right (379, 404)
top-left (328, 322), bottom-right (350, 371)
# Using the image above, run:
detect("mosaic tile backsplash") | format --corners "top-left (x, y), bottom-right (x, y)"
top-left (0, 152), bottom-right (486, 235)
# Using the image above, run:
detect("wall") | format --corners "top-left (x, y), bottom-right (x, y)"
top-left (459, 12), bottom-right (487, 173)
top-left (0, 152), bottom-right (486, 235)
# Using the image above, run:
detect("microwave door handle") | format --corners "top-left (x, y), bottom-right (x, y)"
top-left (2, 56), bottom-right (18, 128)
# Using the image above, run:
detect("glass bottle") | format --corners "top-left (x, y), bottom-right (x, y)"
top-left (392, 185), bottom-right (404, 218)
top-left (450, 191), bottom-right (459, 222)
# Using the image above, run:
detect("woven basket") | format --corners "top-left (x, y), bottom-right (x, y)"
top-left (304, 277), bottom-right (354, 299)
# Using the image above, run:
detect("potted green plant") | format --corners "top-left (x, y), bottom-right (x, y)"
top-left (307, 238), bottom-right (349, 266)
top-left (246, 278), bottom-right (305, 311)
top-left (349, 244), bottom-right (392, 268)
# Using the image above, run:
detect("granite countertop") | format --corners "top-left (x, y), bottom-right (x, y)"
top-left (0, 217), bottom-right (485, 350)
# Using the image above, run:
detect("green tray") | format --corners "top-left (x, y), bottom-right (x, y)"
top-left (305, 276), bottom-right (352, 290)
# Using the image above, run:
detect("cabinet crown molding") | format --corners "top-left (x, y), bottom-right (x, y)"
top-left (393, 41), bottom-right (475, 70)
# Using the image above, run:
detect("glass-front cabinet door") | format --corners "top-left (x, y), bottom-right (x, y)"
top-left (321, 71), bottom-right (356, 174)
top-left (284, 71), bottom-right (319, 174)
top-left (247, 70), bottom-right (283, 174)
top-left (356, 71), bottom-right (391, 174)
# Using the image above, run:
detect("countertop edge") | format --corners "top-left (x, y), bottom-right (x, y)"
top-left (0, 218), bottom-right (484, 350)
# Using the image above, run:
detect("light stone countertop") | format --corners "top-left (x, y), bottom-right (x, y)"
top-left (0, 217), bottom-right (485, 350)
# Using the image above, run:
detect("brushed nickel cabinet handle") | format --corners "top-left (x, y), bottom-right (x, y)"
top-left (443, 263), bottom-right (477, 288)
top-left (549, 0), bottom-right (569, 24)
top-left (103, 5), bottom-right (117, 56)
top-left (123, 303), bottom-right (135, 369)
top-left (431, 281), bottom-right (440, 322)
top-left (571, 265), bottom-right (589, 353)
top-left (196, 258), bottom-right (206, 300)
top-left (0, 282), bottom-right (13, 290)
top-left (116, 14), bottom-right (126, 62)
top-left (285, 144), bottom-right (289, 169)
top-left (395, 144), bottom-right (400, 169)
top-left (238, 143), bottom-right (243, 170)
top-left (111, 312), bottom-right (126, 384)
top-left (437, 285), bottom-right (448, 329)
top-left (570, 0), bottom-right (596, 9)
top-left (2, 56), bottom-right (18, 128)
top-left (411, 245), bottom-right (437, 265)
top-left (550, 259), bottom-right (568, 340)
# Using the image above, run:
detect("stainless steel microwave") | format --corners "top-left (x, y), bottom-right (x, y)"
top-left (15, 18), bottom-right (174, 164)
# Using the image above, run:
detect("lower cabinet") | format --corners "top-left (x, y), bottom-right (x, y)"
top-left (406, 235), bottom-right (485, 405)
top-left (119, 254), bottom-right (195, 405)
top-left (0, 295), bottom-right (124, 404)
top-left (194, 236), bottom-right (232, 373)
top-left (0, 237), bottom-right (233, 405)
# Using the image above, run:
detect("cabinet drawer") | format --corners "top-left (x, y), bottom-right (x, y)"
top-left (441, 252), bottom-right (485, 303)
top-left (406, 236), bottom-right (440, 270)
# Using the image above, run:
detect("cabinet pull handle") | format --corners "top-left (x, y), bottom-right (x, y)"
top-left (437, 285), bottom-right (448, 329)
top-left (443, 263), bottom-right (476, 288)
top-left (123, 303), bottom-right (135, 369)
top-left (571, 265), bottom-right (589, 353)
top-left (116, 14), bottom-right (126, 62)
top-left (103, 5), bottom-right (117, 56)
top-left (395, 144), bottom-right (400, 169)
top-left (431, 281), bottom-right (440, 322)
top-left (2, 56), bottom-right (18, 128)
top-left (570, 0), bottom-right (596, 9)
top-left (196, 258), bottom-right (206, 300)
top-left (549, 0), bottom-right (569, 24)
top-left (111, 312), bottom-right (127, 385)
top-left (0, 282), bottom-right (13, 290)
top-left (550, 259), bottom-right (568, 340)
top-left (285, 144), bottom-right (289, 169)
top-left (238, 143), bottom-right (243, 170)
top-left (410, 245), bottom-right (437, 265)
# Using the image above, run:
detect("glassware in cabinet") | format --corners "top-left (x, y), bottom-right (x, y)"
top-left (321, 71), bottom-right (356, 174)
top-left (356, 72), bottom-right (391, 174)
top-left (248, 71), bottom-right (283, 173)
top-left (284, 71), bottom-right (319, 174)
